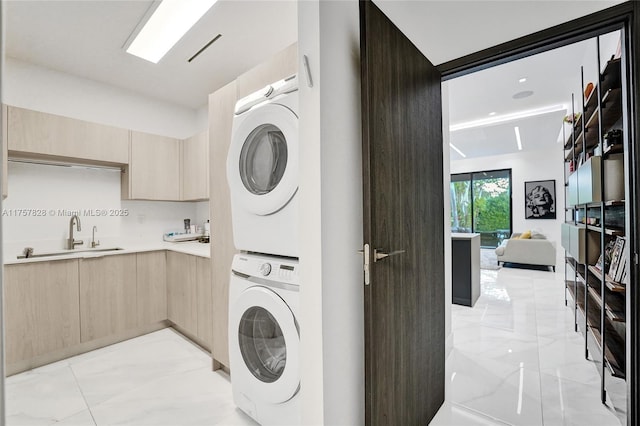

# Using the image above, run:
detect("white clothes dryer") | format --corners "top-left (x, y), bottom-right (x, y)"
top-left (227, 75), bottom-right (299, 258)
top-left (228, 253), bottom-right (300, 425)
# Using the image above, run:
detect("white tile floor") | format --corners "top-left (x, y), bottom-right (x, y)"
top-left (430, 266), bottom-right (622, 426)
top-left (5, 329), bottom-right (257, 425)
top-left (5, 266), bottom-right (623, 425)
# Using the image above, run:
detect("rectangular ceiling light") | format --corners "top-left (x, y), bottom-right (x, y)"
top-left (126, 0), bottom-right (218, 63)
top-left (514, 126), bottom-right (523, 150)
top-left (450, 104), bottom-right (567, 132)
top-left (449, 143), bottom-right (467, 158)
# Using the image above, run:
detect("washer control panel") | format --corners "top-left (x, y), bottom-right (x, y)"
top-left (232, 253), bottom-right (299, 286)
top-left (259, 263), bottom-right (272, 276)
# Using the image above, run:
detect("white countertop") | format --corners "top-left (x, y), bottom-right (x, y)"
top-left (4, 240), bottom-right (210, 265)
top-left (451, 232), bottom-right (481, 239)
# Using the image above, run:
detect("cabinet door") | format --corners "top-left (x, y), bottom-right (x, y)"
top-left (167, 251), bottom-right (198, 334)
top-left (127, 131), bottom-right (181, 200)
top-left (182, 131), bottom-right (209, 201)
top-left (196, 256), bottom-right (213, 349)
top-left (7, 106), bottom-right (129, 164)
top-left (79, 254), bottom-right (137, 342)
top-left (4, 260), bottom-right (80, 364)
top-left (209, 80), bottom-right (237, 368)
top-left (137, 251), bottom-right (167, 326)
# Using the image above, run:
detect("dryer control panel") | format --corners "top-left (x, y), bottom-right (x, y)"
top-left (232, 253), bottom-right (299, 286)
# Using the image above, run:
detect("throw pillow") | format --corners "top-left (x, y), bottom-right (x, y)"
top-left (520, 230), bottom-right (532, 239)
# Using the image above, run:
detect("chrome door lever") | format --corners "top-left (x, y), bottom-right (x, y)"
top-left (374, 249), bottom-right (406, 262)
top-left (358, 244), bottom-right (371, 285)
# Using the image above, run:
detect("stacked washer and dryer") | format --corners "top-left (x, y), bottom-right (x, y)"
top-left (226, 75), bottom-right (301, 425)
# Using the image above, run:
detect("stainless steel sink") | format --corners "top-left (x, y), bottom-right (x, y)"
top-left (17, 247), bottom-right (125, 259)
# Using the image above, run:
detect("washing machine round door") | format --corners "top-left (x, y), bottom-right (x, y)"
top-left (227, 102), bottom-right (298, 216)
top-left (230, 286), bottom-right (299, 403)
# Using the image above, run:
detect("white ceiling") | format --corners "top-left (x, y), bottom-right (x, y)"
top-left (3, 0), bottom-right (627, 159)
top-left (5, 0), bottom-right (298, 109)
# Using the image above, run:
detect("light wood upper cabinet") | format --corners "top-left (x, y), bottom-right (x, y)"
top-left (124, 131), bottom-right (181, 201)
top-left (167, 251), bottom-right (198, 334)
top-left (182, 130), bottom-right (209, 201)
top-left (79, 254), bottom-right (138, 342)
top-left (136, 251), bottom-right (168, 326)
top-left (7, 106), bottom-right (129, 165)
top-left (4, 259), bottom-right (80, 365)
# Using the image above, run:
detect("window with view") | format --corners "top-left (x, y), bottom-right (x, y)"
top-left (451, 169), bottom-right (512, 248)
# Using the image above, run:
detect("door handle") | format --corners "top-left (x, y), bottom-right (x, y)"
top-left (358, 244), bottom-right (371, 285)
top-left (374, 249), bottom-right (406, 262)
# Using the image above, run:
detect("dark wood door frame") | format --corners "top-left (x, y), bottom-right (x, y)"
top-left (438, 3), bottom-right (639, 425)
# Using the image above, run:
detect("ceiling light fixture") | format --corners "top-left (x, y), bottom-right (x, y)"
top-left (519, 77), bottom-right (527, 83)
top-left (489, 112), bottom-right (496, 116)
top-left (126, 0), bottom-right (218, 64)
top-left (449, 143), bottom-right (467, 158)
top-left (514, 126), bottom-right (523, 151)
top-left (449, 104), bottom-right (567, 132)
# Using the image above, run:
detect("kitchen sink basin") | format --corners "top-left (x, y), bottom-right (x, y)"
top-left (17, 247), bottom-right (125, 259)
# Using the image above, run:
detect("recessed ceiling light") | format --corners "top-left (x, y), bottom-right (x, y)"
top-left (513, 90), bottom-right (534, 99)
top-left (126, 0), bottom-right (218, 64)
top-left (449, 143), bottom-right (466, 158)
top-left (519, 77), bottom-right (527, 83)
top-left (450, 104), bottom-right (567, 132)
top-left (514, 126), bottom-right (523, 151)
top-left (489, 112), bottom-right (496, 116)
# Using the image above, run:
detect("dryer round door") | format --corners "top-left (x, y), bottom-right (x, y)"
top-left (227, 102), bottom-right (298, 216)
top-left (230, 285), bottom-right (299, 404)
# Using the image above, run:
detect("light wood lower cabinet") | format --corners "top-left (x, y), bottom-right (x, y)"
top-left (136, 251), bottom-right (167, 326)
top-left (79, 254), bottom-right (137, 342)
top-left (196, 256), bottom-right (213, 348)
top-left (2, 104), bottom-right (8, 199)
top-left (4, 260), bottom-right (80, 364)
top-left (166, 252), bottom-right (213, 350)
top-left (167, 251), bottom-right (198, 333)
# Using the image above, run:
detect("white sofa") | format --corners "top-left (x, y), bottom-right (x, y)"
top-left (495, 233), bottom-right (556, 271)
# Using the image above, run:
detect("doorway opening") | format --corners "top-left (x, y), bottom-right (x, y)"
top-left (439, 23), bottom-right (631, 426)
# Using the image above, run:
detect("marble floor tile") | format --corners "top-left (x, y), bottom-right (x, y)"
top-left (540, 372), bottom-right (620, 425)
top-left (6, 364), bottom-right (88, 425)
top-left (445, 349), bottom-right (544, 425)
top-left (429, 401), bottom-right (511, 426)
top-left (70, 335), bottom-right (209, 406)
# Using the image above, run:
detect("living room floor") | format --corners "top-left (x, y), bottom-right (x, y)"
top-left (430, 264), bottom-right (622, 426)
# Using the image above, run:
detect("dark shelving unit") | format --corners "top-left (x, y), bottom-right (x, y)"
top-left (562, 36), bottom-right (628, 418)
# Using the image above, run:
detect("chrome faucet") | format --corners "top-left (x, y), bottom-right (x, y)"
top-left (67, 215), bottom-right (83, 250)
top-left (91, 225), bottom-right (100, 248)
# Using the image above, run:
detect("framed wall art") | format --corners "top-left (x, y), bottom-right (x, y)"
top-left (525, 180), bottom-right (556, 219)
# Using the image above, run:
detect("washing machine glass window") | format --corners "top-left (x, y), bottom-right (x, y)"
top-left (239, 306), bottom-right (286, 383)
top-left (240, 124), bottom-right (288, 195)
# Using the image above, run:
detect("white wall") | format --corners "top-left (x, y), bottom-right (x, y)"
top-left (2, 162), bottom-right (205, 255)
top-left (298, 0), bottom-right (364, 424)
top-left (4, 57), bottom-right (200, 139)
top-left (450, 148), bottom-right (565, 267)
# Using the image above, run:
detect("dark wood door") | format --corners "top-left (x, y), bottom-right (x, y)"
top-left (360, 1), bottom-right (445, 424)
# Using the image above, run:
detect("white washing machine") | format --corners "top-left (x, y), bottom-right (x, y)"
top-left (228, 253), bottom-right (300, 425)
top-left (227, 75), bottom-right (299, 258)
